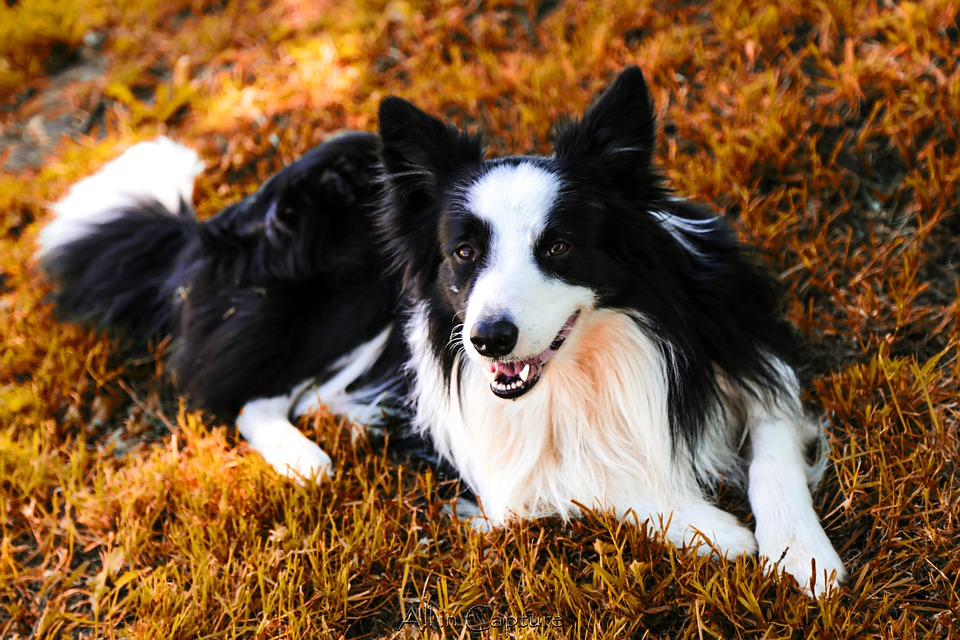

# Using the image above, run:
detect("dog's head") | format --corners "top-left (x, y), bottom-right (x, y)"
top-left (378, 67), bottom-right (677, 399)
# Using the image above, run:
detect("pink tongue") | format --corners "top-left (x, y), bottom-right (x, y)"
top-left (493, 361), bottom-right (523, 378)
top-left (485, 312), bottom-right (577, 382)
top-left (491, 358), bottom-right (542, 381)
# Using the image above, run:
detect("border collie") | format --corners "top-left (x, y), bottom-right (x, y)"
top-left (37, 67), bottom-right (844, 594)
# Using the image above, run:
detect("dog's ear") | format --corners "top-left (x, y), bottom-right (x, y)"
top-left (377, 97), bottom-right (483, 293)
top-left (553, 66), bottom-right (657, 174)
top-left (378, 97), bottom-right (483, 186)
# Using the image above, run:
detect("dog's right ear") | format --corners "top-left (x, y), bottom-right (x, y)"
top-left (378, 97), bottom-right (483, 189)
top-left (377, 97), bottom-right (483, 293)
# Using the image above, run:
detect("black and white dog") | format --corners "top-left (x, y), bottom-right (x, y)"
top-left (37, 67), bottom-right (844, 594)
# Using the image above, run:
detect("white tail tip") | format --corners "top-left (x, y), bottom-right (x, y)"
top-left (37, 137), bottom-right (204, 259)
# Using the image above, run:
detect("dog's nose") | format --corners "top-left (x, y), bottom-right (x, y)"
top-left (470, 318), bottom-right (519, 357)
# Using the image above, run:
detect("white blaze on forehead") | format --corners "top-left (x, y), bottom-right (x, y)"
top-left (466, 162), bottom-right (560, 235)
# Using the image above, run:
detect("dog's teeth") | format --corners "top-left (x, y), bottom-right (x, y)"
top-left (519, 364), bottom-right (531, 382)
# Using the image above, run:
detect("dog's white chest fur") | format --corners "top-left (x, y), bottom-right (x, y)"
top-left (407, 304), bottom-right (726, 524)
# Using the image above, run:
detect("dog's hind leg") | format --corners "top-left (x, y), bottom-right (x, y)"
top-left (237, 324), bottom-right (398, 481)
top-left (748, 409), bottom-right (846, 596)
top-left (291, 324), bottom-right (399, 441)
top-left (236, 391), bottom-right (334, 481)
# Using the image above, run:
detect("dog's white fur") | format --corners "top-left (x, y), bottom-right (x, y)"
top-left (38, 137), bottom-right (204, 259)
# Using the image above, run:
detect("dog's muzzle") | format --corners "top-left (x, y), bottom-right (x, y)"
top-left (475, 311), bottom-right (579, 399)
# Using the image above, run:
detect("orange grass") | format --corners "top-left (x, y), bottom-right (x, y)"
top-left (1, 0), bottom-right (959, 637)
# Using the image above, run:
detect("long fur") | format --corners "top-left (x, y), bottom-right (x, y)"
top-left (38, 67), bottom-right (844, 595)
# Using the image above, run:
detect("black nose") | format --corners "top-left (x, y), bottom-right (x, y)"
top-left (470, 318), bottom-right (519, 357)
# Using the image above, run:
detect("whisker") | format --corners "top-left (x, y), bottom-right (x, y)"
top-left (446, 323), bottom-right (465, 355)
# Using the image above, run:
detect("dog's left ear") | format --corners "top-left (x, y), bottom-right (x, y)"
top-left (553, 66), bottom-right (657, 175)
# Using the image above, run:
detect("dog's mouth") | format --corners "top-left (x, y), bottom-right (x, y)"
top-left (481, 311), bottom-right (579, 400)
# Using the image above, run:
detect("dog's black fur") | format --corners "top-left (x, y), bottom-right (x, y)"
top-left (42, 133), bottom-right (408, 416)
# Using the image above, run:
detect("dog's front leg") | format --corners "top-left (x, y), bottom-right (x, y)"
top-left (748, 412), bottom-right (846, 596)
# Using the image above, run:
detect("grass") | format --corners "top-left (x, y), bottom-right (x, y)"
top-left (1, 0), bottom-right (958, 637)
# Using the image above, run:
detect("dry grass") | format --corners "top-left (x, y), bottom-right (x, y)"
top-left (1, 0), bottom-right (958, 637)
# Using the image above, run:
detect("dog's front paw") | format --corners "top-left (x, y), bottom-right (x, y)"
top-left (659, 503), bottom-right (758, 558)
top-left (760, 528), bottom-right (846, 597)
top-left (684, 514), bottom-right (759, 559)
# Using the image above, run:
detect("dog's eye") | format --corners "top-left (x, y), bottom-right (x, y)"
top-left (546, 241), bottom-right (571, 257)
top-left (455, 244), bottom-right (477, 261)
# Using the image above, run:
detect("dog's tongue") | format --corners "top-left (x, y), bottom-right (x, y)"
top-left (491, 361), bottom-right (515, 378)
top-left (486, 313), bottom-right (577, 383)
top-left (490, 359), bottom-right (540, 382)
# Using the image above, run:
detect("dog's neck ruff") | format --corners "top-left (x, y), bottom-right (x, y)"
top-left (406, 304), bottom-right (717, 524)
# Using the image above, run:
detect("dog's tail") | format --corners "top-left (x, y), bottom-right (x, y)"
top-left (36, 137), bottom-right (205, 340)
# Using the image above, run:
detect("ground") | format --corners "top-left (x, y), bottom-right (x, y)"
top-left (1, 0), bottom-right (958, 638)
